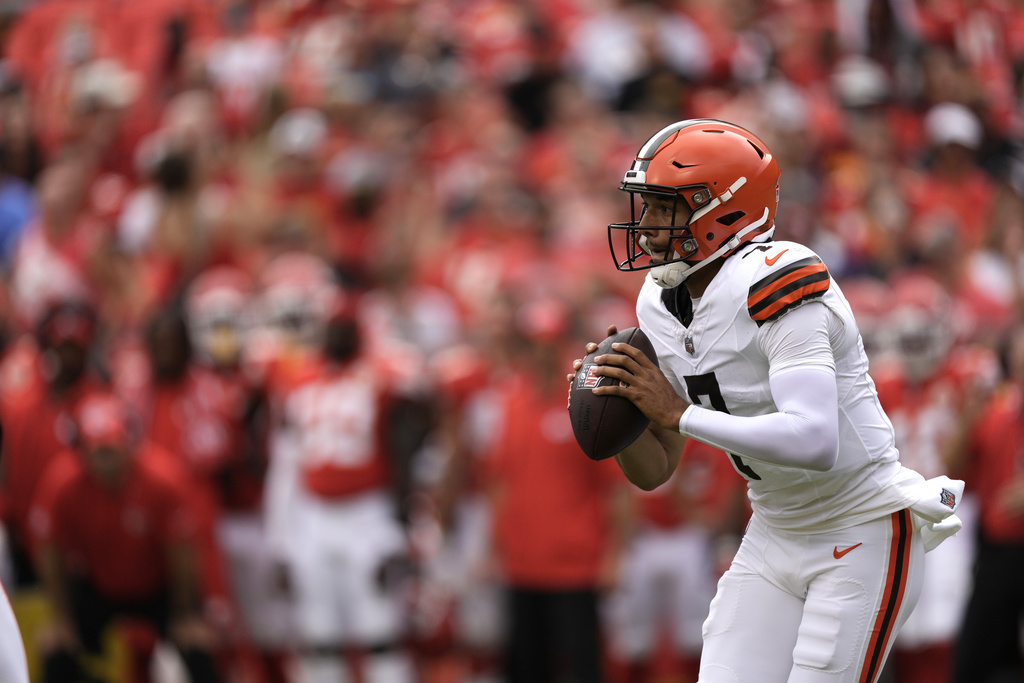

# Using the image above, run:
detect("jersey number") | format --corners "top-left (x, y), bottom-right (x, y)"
top-left (682, 372), bottom-right (761, 481)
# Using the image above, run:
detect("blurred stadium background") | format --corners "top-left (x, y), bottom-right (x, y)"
top-left (0, 0), bottom-right (1023, 682)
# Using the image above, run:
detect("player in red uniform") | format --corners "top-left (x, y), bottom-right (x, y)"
top-left (30, 391), bottom-right (220, 683)
top-left (183, 264), bottom-right (293, 683)
top-left (265, 280), bottom-right (429, 683)
top-left (139, 307), bottom-right (236, 628)
top-left (410, 337), bottom-right (505, 681)
top-left (872, 271), bottom-right (1000, 683)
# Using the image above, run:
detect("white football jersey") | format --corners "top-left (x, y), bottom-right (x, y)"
top-left (637, 240), bottom-right (926, 533)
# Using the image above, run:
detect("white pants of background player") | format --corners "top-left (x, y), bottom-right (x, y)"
top-left (218, 512), bottom-right (297, 648)
top-left (699, 509), bottom-right (924, 683)
top-left (284, 489), bottom-right (413, 683)
top-left (605, 524), bottom-right (715, 662)
top-left (428, 496), bottom-right (503, 651)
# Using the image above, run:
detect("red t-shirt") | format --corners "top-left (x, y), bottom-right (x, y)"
top-left (31, 444), bottom-right (195, 600)
top-left (968, 385), bottom-right (1024, 544)
top-left (484, 372), bottom-right (623, 588)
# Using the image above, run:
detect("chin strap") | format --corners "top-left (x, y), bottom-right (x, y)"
top-left (650, 208), bottom-right (772, 289)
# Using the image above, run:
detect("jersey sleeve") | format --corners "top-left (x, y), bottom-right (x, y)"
top-left (757, 300), bottom-right (838, 375)
top-left (746, 251), bottom-right (831, 327)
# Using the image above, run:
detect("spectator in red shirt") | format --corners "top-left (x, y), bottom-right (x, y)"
top-left (483, 296), bottom-right (629, 683)
top-left (31, 390), bottom-right (221, 683)
top-left (953, 323), bottom-right (1024, 683)
top-left (0, 297), bottom-right (103, 589)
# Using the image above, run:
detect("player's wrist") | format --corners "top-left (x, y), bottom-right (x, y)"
top-left (677, 405), bottom-right (693, 435)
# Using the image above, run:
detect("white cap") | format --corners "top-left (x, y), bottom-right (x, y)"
top-left (832, 55), bottom-right (890, 108)
top-left (925, 102), bottom-right (982, 150)
top-left (269, 108), bottom-right (328, 158)
top-left (72, 59), bottom-right (140, 109)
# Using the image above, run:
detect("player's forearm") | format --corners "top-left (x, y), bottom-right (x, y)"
top-left (680, 365), bottom-right (839, 471)
top-left (681, 407), bottom-right (838, 470)
top-left (614, 423), bottom-right (687, 490)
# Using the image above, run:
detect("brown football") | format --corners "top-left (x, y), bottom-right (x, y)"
top-left (569, 327), bottom-right (660, 461)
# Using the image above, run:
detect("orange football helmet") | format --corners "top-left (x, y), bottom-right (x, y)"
top-left (609, 119), bottom-right (781, 287)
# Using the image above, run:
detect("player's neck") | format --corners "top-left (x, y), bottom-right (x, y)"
top-left (684, 260), bottom-right (725, 298)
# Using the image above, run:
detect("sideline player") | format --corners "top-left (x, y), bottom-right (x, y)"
top-left (265, 277), bottom-right (428, 683)
top-left (570, 119), bottom-right (964, 683)
top-left (873, 271), bottom-right (999, 683)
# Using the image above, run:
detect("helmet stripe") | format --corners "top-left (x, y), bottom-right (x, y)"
top-left (631, 119), bottom-right (729, 175)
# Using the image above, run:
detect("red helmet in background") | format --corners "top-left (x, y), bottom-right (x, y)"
top-left (256, 252), bottom-right (341, 348)
top-left (609, 119), bottom-right (781, 288)
top-left (185, 266), bottom-right (254, 367)
top-left (889, 270), bottom-right (954, 383)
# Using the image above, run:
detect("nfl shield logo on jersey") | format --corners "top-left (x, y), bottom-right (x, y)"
top-left (940, 488), bottom-right (956, 509)
top-left (684, 335), bottom-right (695, 356)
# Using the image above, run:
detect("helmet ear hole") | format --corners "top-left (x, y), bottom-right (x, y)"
top-left (717, 211), bottom-right (745, 226)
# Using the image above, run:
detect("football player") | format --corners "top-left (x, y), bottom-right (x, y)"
top-left (571, 119), bottom-right (963, 683)
top-left (184, 265), bottom-right (295, 682)
top-left (875, 271), bottom-right (999, 683)
top-left (265, 276), bottom-right (429, 683)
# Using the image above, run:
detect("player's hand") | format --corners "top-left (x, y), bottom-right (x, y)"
top-left (169, 613), bottom-right (217, 649)
top-left (567, 325), bottom-right (619, 384)
top-left (591, 340), bottom-right (690, 432)
top-left (568, 326), bottom-right (619, 408)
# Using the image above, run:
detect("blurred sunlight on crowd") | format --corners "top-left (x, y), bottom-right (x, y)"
top-left (1, 0), bottom-right (1024, 682)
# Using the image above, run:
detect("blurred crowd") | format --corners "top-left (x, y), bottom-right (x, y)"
top-left (0, 0), bottom-right (1023, 682)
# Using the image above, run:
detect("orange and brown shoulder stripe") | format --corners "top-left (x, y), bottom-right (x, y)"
top-left (747, 255), bottom-right (830, 326)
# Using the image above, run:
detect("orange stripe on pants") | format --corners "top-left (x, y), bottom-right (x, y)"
top-left (858, 509), bottom-right (912, 683)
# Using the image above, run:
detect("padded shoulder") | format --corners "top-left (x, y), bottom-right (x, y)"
top-left (742, 243), bottom-right (831, 327)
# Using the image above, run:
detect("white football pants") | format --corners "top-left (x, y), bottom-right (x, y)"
top-left (699, 508), bottom-right (924, 683)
